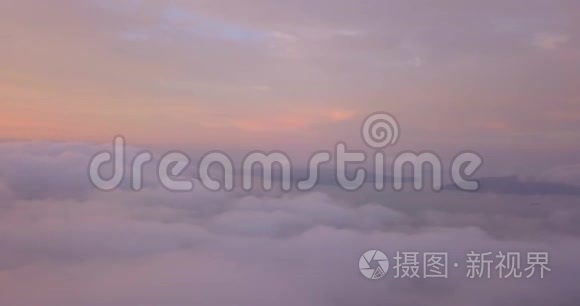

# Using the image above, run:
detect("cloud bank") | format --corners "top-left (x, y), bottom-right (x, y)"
top-left (0, 141), bottom-right (579, 305)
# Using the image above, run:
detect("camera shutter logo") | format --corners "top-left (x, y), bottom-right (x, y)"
top-left (359, 250), bottom-right (389, 279)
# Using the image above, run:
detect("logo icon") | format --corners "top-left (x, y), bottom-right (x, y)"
top-left (362, 112), bottom-right (400, 149)
top-left (359, 250), bottom-right (389, 279)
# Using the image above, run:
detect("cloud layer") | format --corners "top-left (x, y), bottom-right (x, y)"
top-left (0, 141), bottom-right (579, 305)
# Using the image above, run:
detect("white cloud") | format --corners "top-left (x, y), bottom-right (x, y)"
top-left (0, 141), bottom-right (579, 305)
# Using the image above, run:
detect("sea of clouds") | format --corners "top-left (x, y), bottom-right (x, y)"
top-left (0, 141), bottom-right (579, 306)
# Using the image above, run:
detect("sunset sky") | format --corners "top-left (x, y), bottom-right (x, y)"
top-left (1, 2), bottom-right (580, 305)
top-left (2, 1), bottom-right (579, 157)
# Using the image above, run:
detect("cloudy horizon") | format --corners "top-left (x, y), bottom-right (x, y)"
top-left (1, 1), bottom-right (580, 305)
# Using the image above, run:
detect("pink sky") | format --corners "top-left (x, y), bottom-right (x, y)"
top-left (0, 0), bottom-right (579, 161)
top-left (2, 2), bottom-right (580, 305)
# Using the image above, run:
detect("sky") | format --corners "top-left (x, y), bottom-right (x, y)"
top-left (1, 1), bottom-right (579, 158)
top-left (1, 1), bottom-right (580, 305)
